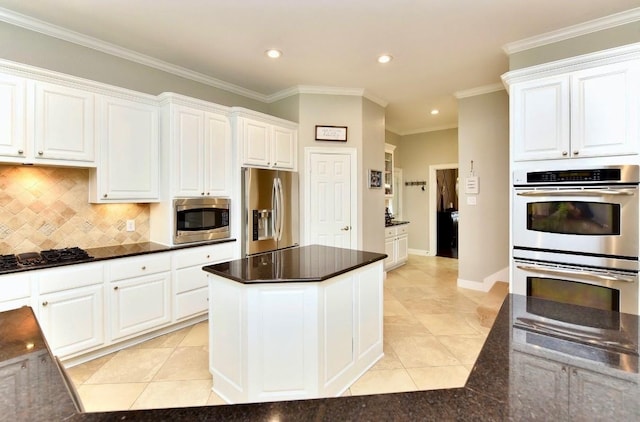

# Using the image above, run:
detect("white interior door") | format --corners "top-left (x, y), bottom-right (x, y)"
top-left (307, 150), bottom-right (355, 249)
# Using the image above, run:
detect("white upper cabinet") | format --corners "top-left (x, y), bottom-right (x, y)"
top-left (0, 75), bottom-right (96, 166)
top-left (0, 73), bottom-right (26, 158)
top-left (170, 102), bottom-right (231, 197)
top-left (509, 58), bottom-right (640, 162)
top-left (233, 108), bottom-right (298, 171)
top-left (33, 81), bottom-right (95, 163)
top-left (89, 94), bottom-right (159, 203)
top-left (570, 62), bottom-right (639, 158)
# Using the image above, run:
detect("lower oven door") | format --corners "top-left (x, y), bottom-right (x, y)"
top-left (513, 185), bottom-right (639, 258)
top-left (512, 257), bottom-right (639, 315)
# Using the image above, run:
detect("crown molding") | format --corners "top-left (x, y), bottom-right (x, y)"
top-left (267, 85), bottom-right (389, 107)
top-left (0, 6), bottom-right (269, 102)
top-left (454, 83), bottom-right (505, 99)
top-left (399, 124), bottom-right (458, 136)
top-left (503, 7), bottom-right (640, 55)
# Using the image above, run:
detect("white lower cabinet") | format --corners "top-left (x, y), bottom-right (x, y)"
top-left (35, 262), bottom-right (105, 358)
top-left (108, 253), bottom-right (171, 341)
top-left (510, 350), bottom-right (639, 420)
top-left (173, 242), bottom-right (235, 321)
top-left (0, 272), bottom-right (32, 312)
top-left (384, 223), bottom-right (409, 271)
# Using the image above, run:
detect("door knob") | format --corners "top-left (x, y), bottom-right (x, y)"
top-left (341, 226), bottom-right (351, 231)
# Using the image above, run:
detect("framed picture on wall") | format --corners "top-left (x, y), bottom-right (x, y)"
top-left (368, 169), bottom-right (382, 189)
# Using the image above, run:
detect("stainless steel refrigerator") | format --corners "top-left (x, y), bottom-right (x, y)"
top-left (242, 167), bottom-right (299, 256)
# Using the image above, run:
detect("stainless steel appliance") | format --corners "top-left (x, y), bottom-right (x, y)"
top-left (242, 167), bottom-right (299, 256)
top-left (174, 197), bottom-right (230, 244)
top-left (512, 164), bottom-right (640, 344)
top-left (513, 165), bottom-right (639, 259)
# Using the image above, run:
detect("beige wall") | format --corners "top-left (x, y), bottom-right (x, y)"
top-left (509, 21), bottom-right (640, 70)
top-left (397, 129), bottom-right (458, 252)
top-left (457, 90), bottom-right (509, 286)
top-left (362, 98), bottom-right (386, 253)
top-left (0, 165), bottom-right (148, 253)
top-left (0, 21), bottom-right (269, 111)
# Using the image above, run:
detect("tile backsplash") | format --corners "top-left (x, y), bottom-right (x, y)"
top-left (0, 165), bottom-right (150, 254)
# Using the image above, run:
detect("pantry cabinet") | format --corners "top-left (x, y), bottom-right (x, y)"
top-left (0, 76), bottom-right (96, 166)
top-left (108, 253), bottom-right (171, 341)
top-left (510, 60), bottom-right (640, 162)
top-left (169, 102), bottom-right (231, 197)
top-left (233, 108), bottom-right (298, 171)
top-left (89, 94), bottom-right (160, 203)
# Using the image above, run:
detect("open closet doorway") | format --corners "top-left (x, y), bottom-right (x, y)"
top-left (428, 164), bottom-right (459, 258)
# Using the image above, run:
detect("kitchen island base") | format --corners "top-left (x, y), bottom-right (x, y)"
top-left (207, 260), bottom-right (384, 404)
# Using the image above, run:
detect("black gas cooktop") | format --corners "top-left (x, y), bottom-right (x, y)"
top-left (0, 247), bottom-right (94, 272)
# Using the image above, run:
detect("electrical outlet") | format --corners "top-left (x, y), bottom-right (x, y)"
top-left (126, 220), bottom-right (135, 232)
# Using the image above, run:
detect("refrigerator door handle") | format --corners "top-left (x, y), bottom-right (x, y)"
top-left (277, 177), bottom-right (284, 241)
top-left (272, 178), bottom-right (279, 240)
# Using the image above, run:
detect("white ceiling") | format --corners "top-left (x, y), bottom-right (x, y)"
top-left (0, 1), bottom-right (638, 134)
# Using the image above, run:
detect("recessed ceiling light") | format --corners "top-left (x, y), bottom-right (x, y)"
top-left (265, 49), bottom-right (282, 59)
top-left (430, 109), bottom-right (440, 115)
top-left (377, 54), bottom-right (392, 64)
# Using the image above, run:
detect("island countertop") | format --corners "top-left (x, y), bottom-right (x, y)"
top-left (202, 244), bottom-right (387, 284)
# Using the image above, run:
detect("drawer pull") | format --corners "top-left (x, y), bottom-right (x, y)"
top-left (18, 149), bottom-right (24, 154)
top-left (42, 301), bottom-right (48, 307)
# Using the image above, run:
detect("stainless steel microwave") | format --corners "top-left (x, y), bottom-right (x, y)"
top-left (174, 197), bottom-right (230, 244)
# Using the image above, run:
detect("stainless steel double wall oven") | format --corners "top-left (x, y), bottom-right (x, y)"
top-left (512, 165), bottom-right (640, 317)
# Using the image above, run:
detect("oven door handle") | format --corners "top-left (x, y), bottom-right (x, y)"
top-left (516, 264), bottom-right (636, 283)
top-left (516, 189), bottom-right (636, 197)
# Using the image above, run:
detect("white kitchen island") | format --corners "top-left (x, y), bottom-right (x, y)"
top-left (202, 245), bottom-right (386, 404)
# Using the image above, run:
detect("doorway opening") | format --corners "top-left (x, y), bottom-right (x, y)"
top-left (428, 164), bottom-right (458, 258)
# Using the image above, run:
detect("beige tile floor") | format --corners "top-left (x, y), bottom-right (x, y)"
top-left (67, 255), bottom-right (494, 412)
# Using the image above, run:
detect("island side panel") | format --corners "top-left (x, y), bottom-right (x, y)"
top-left (208, 275), bottom-right (246, 404)
top-left (355, 262), bottom-right (384, 372)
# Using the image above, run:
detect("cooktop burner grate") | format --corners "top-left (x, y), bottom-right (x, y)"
top-left (0, 254), bottom-right (19, 271)
top-left (6, 247), bottom-right (94, 271)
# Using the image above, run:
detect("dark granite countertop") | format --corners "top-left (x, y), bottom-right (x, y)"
top-left (0, 239), bottom-right (236, 275)
top-left (4, 294), bottom-right (640, 420)
top-left (203, 245), bottom-right (387, 284)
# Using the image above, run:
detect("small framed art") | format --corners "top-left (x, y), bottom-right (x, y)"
top-left (315, 125), bottom-right (348, 141)
top-left (368, 169), bottom-right (382, 189)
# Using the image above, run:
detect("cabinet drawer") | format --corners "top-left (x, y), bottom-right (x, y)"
top-left (384, 227), bottom-right (396, 238)
top-left (175, 266), bottom-right (208, 293)
top-left (173, 242), bottom-right (235, 269)
top-left (37, 262), bottom-right (104, 294)
top-left (397, 224), bottom-right (409, 236)
top-left (175, 287), bottom-right (208, 320)
top-left (108, 253), bottom-right (171, 281)
top-left (0, 273), bottom-right (31, 302)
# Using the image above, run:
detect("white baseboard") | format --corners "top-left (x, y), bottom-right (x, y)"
top-left (408, 248), bottom-right (430, 256)
top-left (457, 266), bottom-right (509, 292)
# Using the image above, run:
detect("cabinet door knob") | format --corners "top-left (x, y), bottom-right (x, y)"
top-left (37, 151), bottom-right (43, 156)
top-left (561, 366), bottom-right (567, 373)
top-left (114, 286), bottom-right (119, 290)
top-left (103, 194), bottom-right (108, 198)
top-left (42, 301), bottom-right (48, 307)
top-left (201, 192), bottom-right (205, 196)
top-left (141, 266), bottom-right (146, 270)
top-left (562, 151), bottom-right (568, 156)
top-left (206, 255), bottom-right (210, 259)
top-left (206, 192), bottom-right (210, 196)
top-left (274, 162), bottom-right (277, 166)
top-left (17, 149), bottom-right (24, 154)
top-left (573, 150), bottom-right (579, 156)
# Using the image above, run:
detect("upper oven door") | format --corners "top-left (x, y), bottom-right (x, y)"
top-left (513, 185), bottom-right (639, 258)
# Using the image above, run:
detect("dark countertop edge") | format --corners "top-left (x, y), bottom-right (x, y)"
top-left (0, 238), bottom-right (237, 275)
top-left (384, 220), bottom-right (410, 227)
top-left (203, 254), bottom-right (387, 284)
